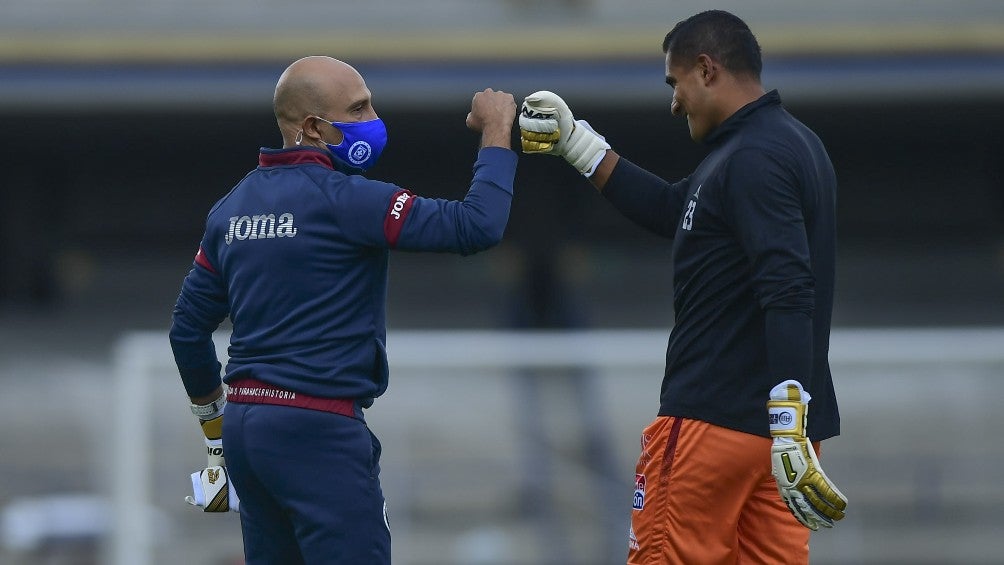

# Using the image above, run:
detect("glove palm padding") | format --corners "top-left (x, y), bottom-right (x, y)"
top-left (768, 380), bottom-right (847, 530)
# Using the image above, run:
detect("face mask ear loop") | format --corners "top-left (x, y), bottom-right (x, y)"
top-left (294, 130), bottom-right (304, 146)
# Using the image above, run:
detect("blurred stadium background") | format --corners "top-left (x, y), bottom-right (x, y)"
top-left (1, 0), bottom-right (1003, 563)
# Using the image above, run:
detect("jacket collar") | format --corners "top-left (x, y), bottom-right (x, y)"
top-left (704, 89), bottom-right (781, 146)
top-left (258, 146), bottom-right (334, 169)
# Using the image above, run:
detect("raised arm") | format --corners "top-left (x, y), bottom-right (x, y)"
top-left (518, 91), bottom-right (687, 238)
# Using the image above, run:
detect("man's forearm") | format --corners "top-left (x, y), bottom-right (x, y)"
top-left (587, 150), bottom-right (620, 192)
top-left (480, 124), bottom-right (513, 150)
top-left (191, 385), bottom-right (225, 405)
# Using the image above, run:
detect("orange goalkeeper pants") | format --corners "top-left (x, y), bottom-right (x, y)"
top-left (627, 416), bottom-right (814, 565)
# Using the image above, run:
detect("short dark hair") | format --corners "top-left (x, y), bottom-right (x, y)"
top-left (662, 10), bottom-right (762, 80)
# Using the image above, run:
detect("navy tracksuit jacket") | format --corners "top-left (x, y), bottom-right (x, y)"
top-left (169, 145), bottom-right (517, 564)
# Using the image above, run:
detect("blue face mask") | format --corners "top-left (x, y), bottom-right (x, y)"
top-left (318, 117), bottom-right (387, 172)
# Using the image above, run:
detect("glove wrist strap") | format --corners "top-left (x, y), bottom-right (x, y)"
top-left (564, 122), bottom-right (611, 176)
top-left (768, 399), bottom-right (806, 438)
top-left (191, 388), bottom-right (227, 421)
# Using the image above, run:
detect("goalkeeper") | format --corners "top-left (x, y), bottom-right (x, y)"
top-left (519, 10), bottom-right (845, 564)
top-left (170, 55), bottom-right (518, 564)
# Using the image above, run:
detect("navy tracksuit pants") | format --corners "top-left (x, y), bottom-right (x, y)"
top-left (223, 402), bottom-right (391, 564)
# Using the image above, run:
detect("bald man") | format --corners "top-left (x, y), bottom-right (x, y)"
top-left (170, 56), bottom-right (518, 564)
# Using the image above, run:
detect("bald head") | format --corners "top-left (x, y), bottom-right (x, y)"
top-left (273, 56), bottom-right (375, 147)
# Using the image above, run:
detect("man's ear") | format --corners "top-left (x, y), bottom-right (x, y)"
top-left (301, 116), bottom-right (323, 142)
top-left (301, 116), bottom-right (344, 145)
top-left (696, 54), bottom-right (716, 86)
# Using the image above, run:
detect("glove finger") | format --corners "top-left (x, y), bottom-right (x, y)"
top-left (521, 99), bottom-right (556, 113)
top-left (793, 491), bottom-right (835, 529)
top-left (523, 91), bottom-right (570, 115)
top-left (811, 472), bottom-right (849, 512)
top-left (801, 470), bottom-right (848, 513)
top-left (185, 495), bottom-right (199, 507)
top-left (524, 91), bottom-right (573, 145)
top-left (522, 90), bottom-right (558, 106)
top-left (520, 129), bottom-right (560, 143)
top-left (520, 100), bottom-right (557, 126)
top-left (802, 439), bottom-right (848, 511)
top-left (521, 140), bottom-right (554, 153)
top-left (806, 508), bottom-right (834, 529)
top-left (784, 495), bottom-right (819, 530)
top-left (206, 486), bottom-right (230, 512)
top-left (520, 129), bottom-right (561, 153)
top-left (518, 116), bottom-right (558, 134)
top-left (801, 485), bottom-right (846, 521)
top-left (797, 496), bottom-right (833, 529)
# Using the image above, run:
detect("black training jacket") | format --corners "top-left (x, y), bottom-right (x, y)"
top-left (603, 90), bottom-right (839, 441)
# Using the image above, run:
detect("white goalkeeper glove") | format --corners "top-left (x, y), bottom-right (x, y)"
top-left (519, 90), bottom-right (610, 176)
top-left (768, 380), bottom-right (847, 530)
top-left (185, 466), bottom-right (240, 513)
top-left (191, 388), bottom-right (226, 468)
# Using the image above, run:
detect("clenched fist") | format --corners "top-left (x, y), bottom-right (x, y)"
top-left (519, 90), bottom-right (610, 176)
top-left (467, 88), bottom-right (517, 149)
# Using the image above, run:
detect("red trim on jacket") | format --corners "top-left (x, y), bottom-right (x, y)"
top-left (194, 246), bottom-right (217, 274)
top-left (383, 189), bottom-right (415, 248)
